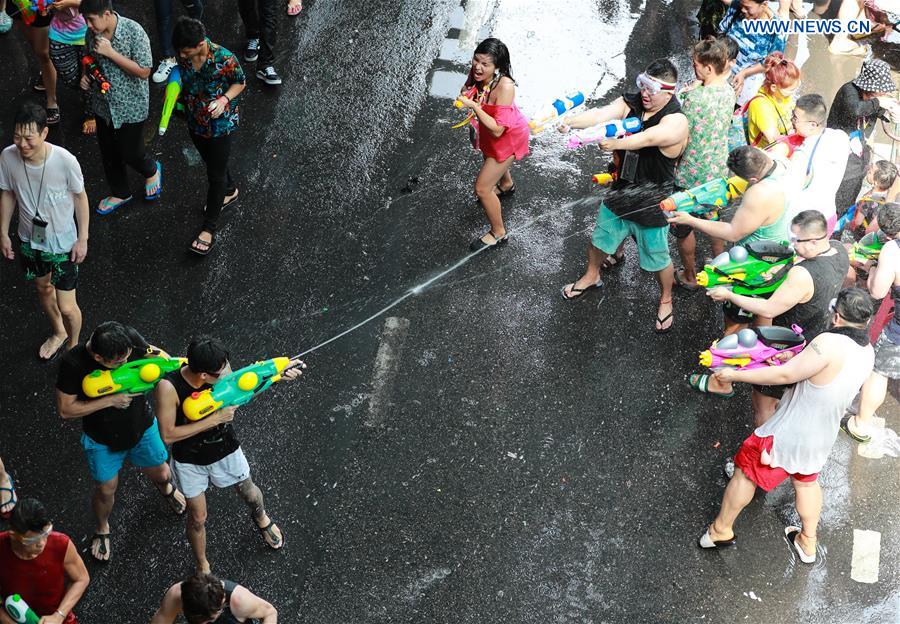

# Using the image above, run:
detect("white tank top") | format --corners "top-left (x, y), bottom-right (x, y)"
top-left (755, 334), bottom-right (874, 474)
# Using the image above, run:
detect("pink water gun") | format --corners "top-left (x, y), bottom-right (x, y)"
top-left (699, 325), bottom-right (806, 370)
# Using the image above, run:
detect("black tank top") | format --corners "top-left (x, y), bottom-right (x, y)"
top-left (215, 580), bottom-right (251, 624)
top-left (165, 367), bottom-right (240, 466)
top-left (605, 91), bottom-right (683, 228)
top-left (775, 241), bottom-right (850, 339)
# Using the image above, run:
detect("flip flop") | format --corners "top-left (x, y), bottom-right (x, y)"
top-left (38, 335), bottom-right (67, 361)
top-left (600, 251), bottom-right (626, 270)
top-left (494, 183), bottom-right (516, 198)
top-left (145, 161), bottom-right (163, 201)
top-left (159, 481), bottom-right (186, 515)
top-left (0, 473), bottom-right (17, 519)
top-left (90, 532), bottom-right (111, 563)
top-left (189, 232), bottom-right (215, 256)
top-left (287, 0), bottom-right (302, 15)
top-left (560, 279), bottom-right (603, 301)
top-left (698, 527), bottom-right (736, 549)
top-left (96, 196), bottom-right (133, 215)
top-left (840, 415), bottom-right (871, 443)
top-left (674, 270), bottom-right (701, 292)
top-left (655, 312), bottom-right (674, 334)
top-left (688, 373), bottom-right (735, 398)
top-left (257, 519), bottom-right (284, 549)
top-left (784, 526), bottom-right (816, 563)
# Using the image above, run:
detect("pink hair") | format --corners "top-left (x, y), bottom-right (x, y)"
top-left (762, 52), bottom-right (800, 90)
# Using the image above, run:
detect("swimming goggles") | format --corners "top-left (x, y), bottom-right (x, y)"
top-left (636, 73), bottom-right (677, 95)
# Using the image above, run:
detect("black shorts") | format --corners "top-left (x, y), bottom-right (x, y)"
top-left (751, 383), bottom-right (788, 400)
top-left (19, 241), bottom-right (79, 291)
top-left (723, 300), bottom-right (754, 323)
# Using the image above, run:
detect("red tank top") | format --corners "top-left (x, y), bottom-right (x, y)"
top-left (0, 532), bottom-right (77, 623)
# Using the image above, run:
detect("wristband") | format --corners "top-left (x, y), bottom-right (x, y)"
top-left (224, 94), bottom-right (232, 103)
top-left (56, 611), bottom-right (66, 618)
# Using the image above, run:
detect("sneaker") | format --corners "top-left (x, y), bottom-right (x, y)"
top-left (245, 38), bottom-right (260, 62)
top-left (256, 66), bottom-right (282, 86)
top-left (153, 58), bottom-right (177, 83)
top-left (724, 457), bottom-right (735, 480)
top-left (0, 11), bottom-right (12, 34)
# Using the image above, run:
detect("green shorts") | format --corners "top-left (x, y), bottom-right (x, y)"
top-left (591, 204), bottom-right (672, 272)
top-left (19, 241), bottom-right (79, 291)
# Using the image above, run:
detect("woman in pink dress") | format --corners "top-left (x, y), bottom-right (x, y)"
top-left (457, 38), bottom-right (530, 251)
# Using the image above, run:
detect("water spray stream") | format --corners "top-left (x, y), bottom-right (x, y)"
top-left (291, 185), bottom-right (666, 359)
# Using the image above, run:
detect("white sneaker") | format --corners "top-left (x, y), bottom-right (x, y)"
top-left (0, 11), bottom-right (12, 34)
top-left (153, 58), bottom-right (177, 84)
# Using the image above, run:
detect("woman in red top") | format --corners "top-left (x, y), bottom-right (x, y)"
top-left (457, 38), bottom-right (530, 251)
top-left (0, 499), bottom-right (89, 624)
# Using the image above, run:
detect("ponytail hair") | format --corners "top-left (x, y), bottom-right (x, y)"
top-left (692, 38), bottom-right (729, 74)
top-left (762, 52), bottom-right (800, 91)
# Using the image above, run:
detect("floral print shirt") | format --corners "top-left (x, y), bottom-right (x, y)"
top-left (675, 83), bottom-right (735, 189)
top-left (85, 14), bottom-right (152, 129)
top-left (179, 39), bottom-right (245, 138)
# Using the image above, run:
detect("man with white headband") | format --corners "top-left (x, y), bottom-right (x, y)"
top-left (560, 59), bottom-right (688, 334)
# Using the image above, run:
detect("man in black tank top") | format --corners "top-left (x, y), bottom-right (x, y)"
top-left (691, 211), bottom-right (849, 423)
top-left (845, 202), bottom-right (900, 443)
top-left (155, 337), bottom-right (302, 573)
top-left (151, 571), bottom-right (277, 623)
top-left (559, 59), bottom-right (689, 334)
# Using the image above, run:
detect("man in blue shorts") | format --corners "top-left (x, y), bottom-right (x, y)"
top-left (56, 321), bottom-right (186, 562)
top-left (559, 59), bottom-right (689, 333)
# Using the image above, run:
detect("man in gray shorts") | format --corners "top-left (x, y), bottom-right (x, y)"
top-left (843, 202), bottom-right (900, 442)
top-left (155, 337), bottom-right (303, 572)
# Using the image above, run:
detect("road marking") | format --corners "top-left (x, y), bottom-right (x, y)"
top-left (365, 316), bottom-right (410, 428)
top-left (850, 529), bottom-right (881, 584)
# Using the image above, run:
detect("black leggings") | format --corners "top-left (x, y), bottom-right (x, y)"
top-left (96, 118), bottom-right (157, 199)
top-left (190, 132), bottom-right (236, 232)
top-left (49, 40), bottom-right (90, 118)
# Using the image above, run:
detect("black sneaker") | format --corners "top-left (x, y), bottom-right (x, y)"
top-left (256, 66), bottom-right (282, 86)
top-left (244, 38), bottom-right (260, 62)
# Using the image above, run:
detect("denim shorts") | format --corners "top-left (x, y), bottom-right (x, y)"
top-left (81, 419), bottom-right (168, 483)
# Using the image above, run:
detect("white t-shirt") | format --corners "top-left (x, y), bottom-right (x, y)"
top-left (0, 143), bottom-right (85, 253)
top-left (785, 128), bottom-right (850, 224)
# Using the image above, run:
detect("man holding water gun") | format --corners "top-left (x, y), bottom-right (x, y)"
top-left (55, 321), bottom-right (187, 563)
top-left (690, 211), bottom-right (849, 426)
top-left (155, 338), bottom-right (303, 573)
top-left (559, 59), bottom-right (688, 334)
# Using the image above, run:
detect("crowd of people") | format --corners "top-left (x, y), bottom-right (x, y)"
top-left (0, 0), bottom-right (899, 621)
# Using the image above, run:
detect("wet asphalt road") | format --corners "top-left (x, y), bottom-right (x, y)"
top-left (0, 0), bottom-right (899, 622)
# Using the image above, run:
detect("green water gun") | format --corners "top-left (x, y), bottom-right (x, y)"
top-left (82, 354), bottom-right (186, 398)
top-left (697, 240), bottom-right (795, 296)
top-left (659, 175), bottom-right (748, 217)
top-left (851, 230), bottom-right (885, 264)
top-left (182, 357), bottom-right (295, 421)
top-left (4, 594), bottom-right (40, 624)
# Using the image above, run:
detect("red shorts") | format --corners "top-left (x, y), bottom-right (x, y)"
top-left (734, 433), bottom-right (818, 492)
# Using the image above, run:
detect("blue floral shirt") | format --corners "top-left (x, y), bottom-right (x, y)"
top-left (179, 39), bottom-right (245, 138)
top-left (719, 7), bottom-right (788, 74)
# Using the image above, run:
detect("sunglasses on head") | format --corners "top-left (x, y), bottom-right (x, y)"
top-left (16, 524), bottom-right (52, 545)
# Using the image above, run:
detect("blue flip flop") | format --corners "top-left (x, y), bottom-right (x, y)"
top-left (96, 196), bottom-right (134, 215)
top-left (1, 473), bottom-right (17, 519)
top-left (145, 161), bottom-right (162, 201)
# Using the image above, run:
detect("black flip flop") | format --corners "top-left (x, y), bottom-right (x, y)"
top-left (655, 310), bottom-right (674, 334)
top-left (495, 183), bottom-right (516, 198)
top-left (190, 232), bottom-right (216, 256)
top-left (38, 338), bottom-right (66, 362)
top-left (257, 520), bottom-right (284, 549)
top-left (674, 270), bottom-right (701, 292)
top-left (840, 415), bottom-right (871, 443)
top-left (560, 280), bottom-right (602, 301)
top-left (90, 532), bottom-right (111, 563)
top-left (600, 251), bottom-right (626, 270)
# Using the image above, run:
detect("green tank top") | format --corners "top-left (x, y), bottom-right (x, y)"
top-left (738, 162), bottom-right (791, 246)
